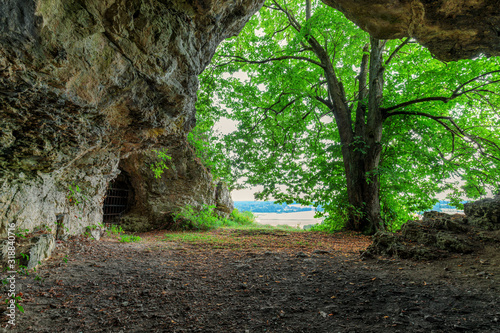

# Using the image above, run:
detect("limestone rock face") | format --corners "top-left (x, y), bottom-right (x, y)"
top-left (321, 0), bottom-right (500, 61)
top-left (0, 0), bottom-right (262, 237)
top-left (27, 234), bottom-right (56, 270)
top-left (464, 195), bottom-right (500, 230)
top-left (117, 140), bottom-right (234, 232)
top-left (215, 182), bottom-right (234, 216)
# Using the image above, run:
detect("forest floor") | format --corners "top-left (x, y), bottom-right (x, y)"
top-left (3, 227), bottom-right (500, 333)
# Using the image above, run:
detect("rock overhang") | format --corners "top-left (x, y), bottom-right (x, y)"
top-left (321, 0), bottom-right (500, 61)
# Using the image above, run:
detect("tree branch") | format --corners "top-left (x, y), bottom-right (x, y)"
top-left (384, 110), bottom-right (459, 135)
top-left (315, 96), bottom-right (334, 110)
top-left (221, 54), bottom-right (324, 69)
top-left (271, 24), bottom-right (292, 38)
top-left (452, 70), bottom-right (500, 95)
top-left (382, 96), bottom-right (451, 114)
top-left (305, 0), bottom-right (311, 21)
top-left (383, 70), bottom-right (500, 115)
top-left (271, 0), bottom-right (302, 32)
top-left (355, 43), bottom-right (369, 136)
top-left (386, 110), bottom-right (500, 163)
top-left (385, 38), bottom-right (410, 66)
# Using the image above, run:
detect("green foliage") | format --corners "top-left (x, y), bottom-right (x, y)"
top-left (173, 206), bottom-right (260, 231)
top-left (174, 205), bottom-right (223, 231)
top-left (197, 0), bottom-right (500, 231)
top-left (150, 149), bottom-right (172, 179)
top-left (67, 183), bottom-right (91, 221)
top-left (107, 224), bottom-right (124, 236)
top-left (494, 186), bottom-right (500, 196)
top-left (311, 199), bottom-right (364, 233)
top-left (228, 209), bottom-right (256, 225)
top-left (5, 295), bottom-right (24, 314)
top-left (15, 229), bottom-right (30, 239)
top-left (190, 83), bottom-right (237, 187)
top-left (67, 183), bottom-right (89, 207)
top-left (119, 235), bottom-right (142, 243)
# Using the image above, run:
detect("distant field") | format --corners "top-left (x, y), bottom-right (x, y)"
top-left (254, 211), bottom-right (324, 229)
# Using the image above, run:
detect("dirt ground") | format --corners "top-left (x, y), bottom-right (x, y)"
top-left (2, 229), bottom-right (500, 333)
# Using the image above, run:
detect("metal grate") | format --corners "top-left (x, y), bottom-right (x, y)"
top-left (103, 180), bottom-right (130, 223)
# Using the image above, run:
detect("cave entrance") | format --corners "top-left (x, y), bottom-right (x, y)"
top-left (103, 171), bottom-right (133, 224)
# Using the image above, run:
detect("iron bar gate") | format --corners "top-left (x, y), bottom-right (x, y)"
top-left (103, 180), bottom-right (130, 223)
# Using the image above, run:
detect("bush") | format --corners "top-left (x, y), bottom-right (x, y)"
top-left (173, 206), bottom-right (258, 230)
top-left (174, 205), bottom-right (222, 231)
top-left (108, 224), bottom-right (123, 235)
top-left (226, 209), bottom-right (256, 226)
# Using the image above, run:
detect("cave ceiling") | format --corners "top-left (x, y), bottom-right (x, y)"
top-left (321, 0), bottom-right (500, 61)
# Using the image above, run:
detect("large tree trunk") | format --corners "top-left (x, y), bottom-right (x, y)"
top-left (342, 139), bottom-right (384, 234)
top-left (308, 28), bottom-right (386, 234)
top-left (339, 37), bottom-right (386, 234)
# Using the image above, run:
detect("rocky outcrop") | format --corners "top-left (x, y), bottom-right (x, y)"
top-left (464, 195), bottom-right (500, 230)
top-left (0, 0), bottom-right (262, 237)
top-left (364, 212), bottom-right (476, 260)
top-left (117, 140), bottom-right (234, 232)
top-left (365, 197), bottom-right (500, 260)
top-left (321, 0), bottom-right (500, 61)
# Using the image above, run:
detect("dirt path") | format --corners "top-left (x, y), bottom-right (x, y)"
top-left (3, 230), bottom-right (500, 332)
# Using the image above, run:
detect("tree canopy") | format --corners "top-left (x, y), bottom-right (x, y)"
top-left (194, 0), bottom-right (500, 233)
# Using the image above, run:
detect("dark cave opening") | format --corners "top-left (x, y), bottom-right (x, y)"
top-left (103, 171), bottom-right (134, 224)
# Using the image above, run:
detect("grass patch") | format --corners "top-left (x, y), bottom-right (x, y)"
top-left (107, 224), bottom-right (124, 236)
top-left (163, 233), bottom-right (222, 243)
top-left (225, 223), bottom-right (303, 232)
top-left (119, 234), bottom-right (142, 243)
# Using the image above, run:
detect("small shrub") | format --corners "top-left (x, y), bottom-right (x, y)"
top-left (107, 224), bottom-right (123, 236)
top-left (150, 149), bottom-right (172, 179)
top-left (172, 207), bottom-right (264, 231)
top-left (119, 235), bottom-right (142, 243)
top-left (174, 205), bottom-right (222, 231)
top-left (226, 209), bottom-right (255, 225)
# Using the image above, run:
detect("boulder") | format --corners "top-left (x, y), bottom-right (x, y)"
top-left (464, 195), bottom-right (500, 230)
top-left (364, 211), bottom-right (475, 260)
top-left (85, 226), bottom-right (106, 241)
top-left (26, 234), bottom-right (55, 270)
top-left (215, 182), bottom-right (234, 217)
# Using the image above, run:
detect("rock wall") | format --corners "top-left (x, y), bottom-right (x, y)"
top-left (321, 0), bottom-right (500, 61)
top-left (0, 0), bottom-right (262, 237)
top-left (118, 139), bottom-right (233, 232)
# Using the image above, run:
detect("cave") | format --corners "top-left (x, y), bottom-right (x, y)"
top-left (102, 171), bottom-right (134, 224)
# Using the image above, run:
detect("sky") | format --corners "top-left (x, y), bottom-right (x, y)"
top-left (231, 186), bottom-right (264, 201)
